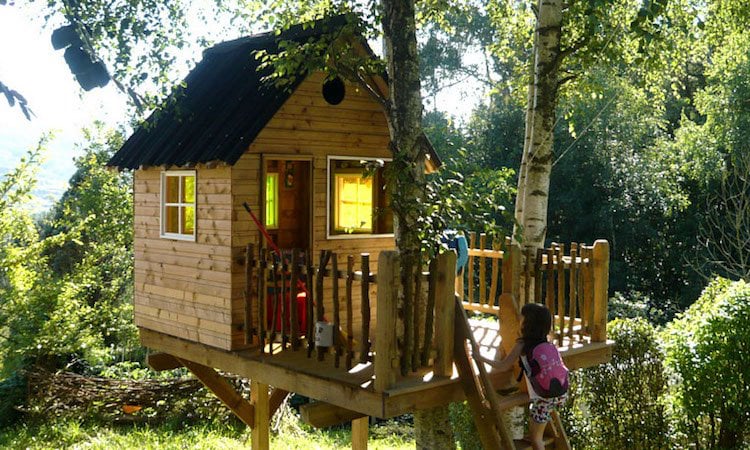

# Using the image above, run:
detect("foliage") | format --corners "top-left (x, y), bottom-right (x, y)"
top-left (662, 278), bottom-right (750, 448)
top-left (565, 318), bottom-right (670, 449)
top-left (0, 126), bottom-right (136, 381)
top-left (448, 401), bottom-right (481, 450)
top-left (421, 109), bottom-right (515, 249)
top-left (691, 39), bottom-right (750, 281)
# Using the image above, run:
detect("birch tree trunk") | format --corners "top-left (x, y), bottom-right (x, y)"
top-left (381, 0), bottom-right (454, 448)
top-left (514, 0), bottom-right (563, 253)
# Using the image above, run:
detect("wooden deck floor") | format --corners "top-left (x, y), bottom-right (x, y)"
top-left (140, 319), bottom-right (612, 419)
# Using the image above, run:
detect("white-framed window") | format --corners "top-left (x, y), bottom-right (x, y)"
top-left (327, 156), bottom-right (393, 238)
top-left (160, 170), bottom-right (196, 241)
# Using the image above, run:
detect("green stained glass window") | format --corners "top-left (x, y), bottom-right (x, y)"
top-left (266, 173), bottom-right (279, 229)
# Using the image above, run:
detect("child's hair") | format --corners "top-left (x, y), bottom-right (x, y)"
top-left (519, 303), bottom-right (552, 351)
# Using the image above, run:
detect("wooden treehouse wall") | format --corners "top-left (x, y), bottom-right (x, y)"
top-left (133, 71), bottom-right (396, 351)
top-left (231, 72), bottom-right (395, 350)
top-left (133, 166), bottom-right (235, 349)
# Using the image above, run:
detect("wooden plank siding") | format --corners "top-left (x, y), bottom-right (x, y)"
top-left (133, 166), bottom-right (235, 350)
top-left (133, 71), bottom-right (396, 351)
top-left (229, 72), bottom-right (395, 349)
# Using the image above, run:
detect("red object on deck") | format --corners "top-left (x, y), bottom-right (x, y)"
top-left (266, 291), bottom-right (307, 334)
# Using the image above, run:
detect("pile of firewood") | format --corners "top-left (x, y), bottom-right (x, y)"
top-left (20, 366), bottom-right (246, 423)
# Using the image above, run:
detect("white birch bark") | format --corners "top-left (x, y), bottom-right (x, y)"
top-left (515, 0), bottom-right (563, 251)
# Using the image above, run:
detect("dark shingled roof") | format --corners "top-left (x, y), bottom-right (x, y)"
top-left (107, 15), bottom-right (441, 171)
top-left (108, 16), bottom-right (349, 170)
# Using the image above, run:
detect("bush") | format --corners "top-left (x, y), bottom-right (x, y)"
top-left (662, 278), bottom-right (750, 449)
top-left (449, 401), bottom-right (481, 450)
top-left (565, 318), bottom-right (670, 449)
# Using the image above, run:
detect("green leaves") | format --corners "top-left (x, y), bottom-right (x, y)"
top-left (0, 126), bottom-right (136, 379)
top-left (662, 278), bottom-right (750, 447)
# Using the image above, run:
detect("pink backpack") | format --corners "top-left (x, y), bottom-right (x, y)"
top-left (520, 342), bottom-right (569, 398)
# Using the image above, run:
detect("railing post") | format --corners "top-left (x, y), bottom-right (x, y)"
top-left (591, 240), bottom-right (610, 342)
top-left (375, 251), bottom-right (399, 392)
top-left (433, 251), bottom-right (457, 377)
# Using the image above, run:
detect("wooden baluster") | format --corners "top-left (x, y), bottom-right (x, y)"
top-left (346, 255), bottom-right (355, 370)
top-left (244, 243), bottom-right (255, 346)
top-left (306, 255), bottom-right (315, 358)
top-left (269, 259), bottom-right (280, 349)
top-left (332, 252), bottom-right (341, 368)
top-left (290, 249), bottom-right (300, 350)
top-left (375, 251), bottom-right (399, 391)
top-left (433, 251), bottom-right (457, 377)
top-left (524, 247), bottom-right (532, 306)
top-left (568, 243), bottom-right (578, 343)
top-left (468, 232), bottom-right (476, 305)
top-left (592, 240), bottom-right (610, 342)
top-left (501, 237), bottom-right (512, 295)
top-left (360, 253), bottom-right (371, 363)
top-left (576, 245), bottom-right (585, 341)
top-left (316, 250), bottom-right (330, 361)
top-left (545, 247), bottom-right (555, 330)
top-left (412, 259), bottom-right (422, 372)
top-left (489, 238), bottom-right (500, 307)
top-left (582, 246), bottom-right (594, 338)
top-left (281, 257), bottom-right (288, 349)
top-left (421, 257), bottom-right (438, 367)
top-left (479, 233), bottom-right (487, 306)
top-left (258, 247), bottom-right (266, 354)
top-left (556, 244), bottom-right (566, 346)
top-left (535, 248), bottom-right (543, 304)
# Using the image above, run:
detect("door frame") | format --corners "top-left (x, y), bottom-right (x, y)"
top-left (260, 153), bottom-right (314, 253)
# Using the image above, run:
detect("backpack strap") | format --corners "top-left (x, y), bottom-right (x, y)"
top-left (517, 353), bottom-right (533, 382)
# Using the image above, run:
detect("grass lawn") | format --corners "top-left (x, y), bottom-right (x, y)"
top-left (0, 416), bottom-right (415, 449)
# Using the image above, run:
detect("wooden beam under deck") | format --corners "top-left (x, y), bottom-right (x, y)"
top-left (139, 326), bottom-right (612, 420)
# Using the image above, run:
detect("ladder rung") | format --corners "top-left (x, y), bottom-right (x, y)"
top-left (513, 436), bottom-right (556, 450)
top-left (496, 391), bottom-right (531, 410)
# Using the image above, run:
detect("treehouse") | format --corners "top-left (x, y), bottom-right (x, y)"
top-left (109, 17), bottom-right (613, 450)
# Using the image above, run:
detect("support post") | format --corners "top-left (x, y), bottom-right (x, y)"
top-left (351, 416), bottom-right (369, 450)
top-left (374, 251), bottom-right (399, 392)
top-left (433, 251), bottom-right (457, 377)
top-left (251, 380), bottom-right (270, 450)
top-left (177, 358), bottom-right (254, 428)
top-left (591, 240), bottom-right (610, 342)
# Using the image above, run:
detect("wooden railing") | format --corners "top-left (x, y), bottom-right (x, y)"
top-left (457, 233), bottom-right (610, 345)
top-left (241, 236), bottom-right (609, 393)
top-left (241, 246), bottom-right (457, 392)
top-left (243, 247), bottom-right (378, 369)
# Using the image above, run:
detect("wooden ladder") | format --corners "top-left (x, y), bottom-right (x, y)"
top-left (453, 298), bottom-right (571, 449)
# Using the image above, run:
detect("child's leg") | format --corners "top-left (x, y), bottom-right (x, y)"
top-left (528, 395), bottom-right (568, 449)
top-left (527, 418), bottom-right (547, 450)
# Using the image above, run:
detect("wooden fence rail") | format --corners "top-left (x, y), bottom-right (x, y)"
top-left (457, 234), bottom-right (610, 345)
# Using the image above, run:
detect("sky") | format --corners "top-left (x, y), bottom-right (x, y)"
top-left (0, 6), bottom-right (131, 211)
top-left (0, 5), bottom-right (487, 212)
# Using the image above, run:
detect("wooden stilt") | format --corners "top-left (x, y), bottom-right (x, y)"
top-left (251, 380), bottom-right (270, 450)
top-left (351, 416), bottom-right (369, 450)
